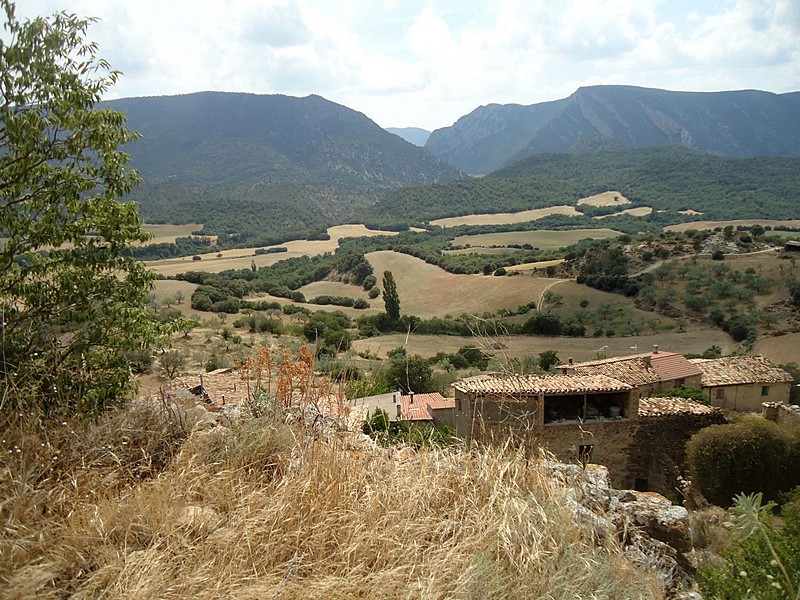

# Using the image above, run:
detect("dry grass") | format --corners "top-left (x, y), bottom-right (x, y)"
top-left (429, 205), bottom-right (581, 227)
top-left (146, 225), bottom-right (399, 277)
top-left (576, 191), bottom-right (630, 207)
top-left (664, 219), bottom-right (800, 232)
top-left (594, 207), bottom-right (653, 220)
top-left (505, 259), bottom-right (565, 273)
top-left (352, 328), bottom-right (737, 362)
top-left (0, 406), bottom-right (662, 599)
top-left (140, 223), bottom-right (207, 245)
top-left (366, 251), bottom-right (555, 318)
top-left (753, 332), bottom-right (800, 365)
top-left (451, 229), bottom-right (620, 250)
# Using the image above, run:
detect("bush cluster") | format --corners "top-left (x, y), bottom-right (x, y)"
top-left (687, 416), bottom-right (800, 506)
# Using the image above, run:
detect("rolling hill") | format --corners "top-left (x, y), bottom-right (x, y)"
top-left (425, 86), bottom-right (800, 174)
top-left (365, 146), bottom-right (800, 228)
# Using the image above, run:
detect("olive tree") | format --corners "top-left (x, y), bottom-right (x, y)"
top-left (0, 2), bottom-right (162, 415)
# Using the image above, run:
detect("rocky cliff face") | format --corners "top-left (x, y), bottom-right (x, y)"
top-left (425, 86), bottom-right (800, 174)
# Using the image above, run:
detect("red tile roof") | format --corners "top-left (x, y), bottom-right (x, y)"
top-left (399, 392), bottom-right (455, 421)
top-left (559, 351), bottom-right (701, 386)
top-left (453, 373), bottom-right (632, 396)
top-left (638, 396), bottom-right (722, 417)
top-left (689, 355), bottom-right (795, 387)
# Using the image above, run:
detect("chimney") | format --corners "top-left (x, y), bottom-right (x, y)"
top-left (409, 391), bottom-right (415, 404)
top-left (652, 344), bottom-right (659, 354)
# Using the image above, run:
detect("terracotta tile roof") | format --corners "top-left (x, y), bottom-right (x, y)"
top-left (559, 351), bottom-right (701, 385)
top-left (562, 357), bottom-right (660, 387)
top-left (689, 355), bottom-right (795, 387)
top-left (638, 396), bottom-right (722, 417)
top-left (453, 373), bottom-right (632, 396)
top-left (399, 392), bottom-right (455, 421)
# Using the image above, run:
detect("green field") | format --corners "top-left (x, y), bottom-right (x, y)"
top-left (451, 229), bottom-right (621, 250)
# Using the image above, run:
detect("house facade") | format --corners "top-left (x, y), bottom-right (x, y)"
top-left (689, 355), bottom-right (794, 411)
top-left (451, 372), bottom-right (723, 493)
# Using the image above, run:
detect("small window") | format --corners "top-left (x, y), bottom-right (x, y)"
top-left (715, 388), bottom-right (725, 400)
top-left (761, 386), bottom-right (770, 397)
top-left (457, 398), bottom-right (462, 412)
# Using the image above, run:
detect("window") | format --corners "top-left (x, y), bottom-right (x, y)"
top-left (761, 386), bottom-right (770, 397)
top-left (715, 388), bottom-right (725, 400)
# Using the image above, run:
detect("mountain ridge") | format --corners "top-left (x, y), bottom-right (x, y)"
top-left (425, 86), bottom-right (800, 174)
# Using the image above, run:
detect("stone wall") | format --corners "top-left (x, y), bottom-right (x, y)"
top-left (629, 413), bottom-right (726, 498)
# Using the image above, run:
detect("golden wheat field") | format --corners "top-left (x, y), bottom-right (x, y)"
top-left (429, 205), bottom-right (581, 227)
top-left (451, 228), bottom-right (621, 250)
top-left (664, 219), bottom-right (800, 232)
top-left (365, 251), bottom-right (556, 318)
top-left (576, 191), bottom-right (631, 207)
top-left (145, 225), bottom-right (399, 276)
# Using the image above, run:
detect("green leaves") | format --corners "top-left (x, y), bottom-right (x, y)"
top-left (1, 2), bottom-right (160, 416)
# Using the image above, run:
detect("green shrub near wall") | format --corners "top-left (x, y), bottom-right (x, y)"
top-left (686, 416), bottom-right (800, 507)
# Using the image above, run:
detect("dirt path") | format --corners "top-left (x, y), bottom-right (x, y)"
top-left (536, 279), bottom-right (573, 311)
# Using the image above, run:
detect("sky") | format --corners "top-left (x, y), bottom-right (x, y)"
top-left (15, 0), bottom-right (800, 131)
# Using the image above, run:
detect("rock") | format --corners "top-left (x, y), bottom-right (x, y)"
top-left (614, 490), bottom-right (692, 553)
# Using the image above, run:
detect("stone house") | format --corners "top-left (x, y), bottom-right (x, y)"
top-left (558, 345), bottom-right (702, 396)
top-left (689, 355), bottom-right (794, 411)
top-left (451, 372), bottom-right (723, 493)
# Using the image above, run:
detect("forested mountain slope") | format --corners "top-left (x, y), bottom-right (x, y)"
top-left (366, 146), bottom-right (800, 228)
top-left (106, 92), bottom-right (462, 242)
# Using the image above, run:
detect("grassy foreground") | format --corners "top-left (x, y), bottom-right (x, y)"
top-left (1, 401), bottom-right (662, 599)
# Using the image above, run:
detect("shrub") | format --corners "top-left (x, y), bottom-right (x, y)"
top-left (687, 417), bottom-right (800, 506)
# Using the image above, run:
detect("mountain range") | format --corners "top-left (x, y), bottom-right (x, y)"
top-left (106, 92), bottom-right (462, 242)
top-left (386, 127), bottom-right (431, 147)
top-left (425, 86), bottom-right (800, 174)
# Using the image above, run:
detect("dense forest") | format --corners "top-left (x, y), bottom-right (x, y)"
top-left (366, 146), bottom-right (800, 226)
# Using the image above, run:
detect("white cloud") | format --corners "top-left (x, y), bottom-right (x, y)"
top-left (10, 0), bottom-right (800, 129)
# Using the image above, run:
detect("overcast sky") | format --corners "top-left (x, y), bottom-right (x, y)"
top-left (16, 0), bottom-right (800, 131)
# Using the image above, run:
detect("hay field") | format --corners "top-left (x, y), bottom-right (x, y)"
top-left (664, 219), bottom-right (800, 232)
top-left (595, 207), bottom-right (653, 219)
top-left (141, 223), bottom-right (206, 245)
top-left (352, 329), bottom-right (737, 362)
top-left (754, 333), bottom-right (800, 365)
top-left (367, 251), bottom-right (561, 318)
top-left (576, 191), bottom-right (630, 207)
top-left (451, 229), bottom-right (620, 250)
top-left (146, 225), bottom-right (398, 277)
top-left (505, 259), bottom-right (565, 272)
top-left (429, 205), bottom-right (581, 227)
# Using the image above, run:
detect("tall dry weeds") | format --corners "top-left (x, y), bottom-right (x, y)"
top-left (0, 400), bottom-right (663, 599)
